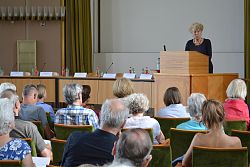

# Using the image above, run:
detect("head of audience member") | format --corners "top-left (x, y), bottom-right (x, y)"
top-left (100, 99), bottom-right (129, 135)
top-left (112, 128), bottom-right (152, 167)
top-left (22, 84), bottom-right (38, 105)
top-left (0, 98), bottom-right (15, 136)
top-left (201, 99), bottom-right (225, 130)
top-left (113, 78), bottom-right (134, 98)
top-left (163, 87), bottom-right (182, 106)
top-left (63, 83), bottom-right (83, 105)
top-left (126, 93), bottom-right (149, 115)
top-left (187, 93), bottom-right (206, 121)
top-left (0, 82), bottom-right (16, 94)
top-left (37, 84), bottom-right (47, 102)
top-left (82, 85), bottom-right (91, 106)
top-left (0, 89), bottom-right (20, 116)
top-left (226, 79), bottom-right (247, 100)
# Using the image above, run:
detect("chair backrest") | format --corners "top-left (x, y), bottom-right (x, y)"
top-left (155, 117), bottom-right (190, 139)
top-left (21, 138), bottom-right (37, 157)
top-left (50, 138), bottom-right (67, 166)
top-left (32, 121), bottom-right (45, 138)
top-left (231, 130), bottom-right (250, 165)
top-left (170, 128), bottom-right (208, 160)
top-left (122, 128), bottom-right (154, 143)
top-left (192, 146), bottom-right (248, 167)
top-left (149, 144), bottom-right (172, 167)
top-left (0, 160), bottom-right (22, 167)
top-left (54, 124), bottom-right (93, 140)
top-left (224, 120), bottom-right (247, 135)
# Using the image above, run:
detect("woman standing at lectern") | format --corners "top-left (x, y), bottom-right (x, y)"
top-left (185, 22), bottom-right (213, 73)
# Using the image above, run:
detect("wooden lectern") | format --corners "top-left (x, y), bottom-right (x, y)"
top-left (160, 51), bottom-right (208, 74)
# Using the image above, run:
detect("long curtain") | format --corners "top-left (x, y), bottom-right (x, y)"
top-left (65, 0), bottom-right (92, 73)
top-left (245, 0), bottom-right (250, 103)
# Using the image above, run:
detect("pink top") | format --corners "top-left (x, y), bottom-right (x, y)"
top-left (223, 99), bottom-right (250, 128)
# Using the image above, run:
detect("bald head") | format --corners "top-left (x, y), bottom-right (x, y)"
top-left (100, 99), bottom-right (129, 129)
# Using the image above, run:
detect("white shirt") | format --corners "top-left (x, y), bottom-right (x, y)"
top-left (157, 104), bottom-right (190, 118)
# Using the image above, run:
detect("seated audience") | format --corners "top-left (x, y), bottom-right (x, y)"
top-left (0, 89), bottom-right (52, 160)
top-left (157, 87), bottom-right (190, 118)
top-left (0, 82), bottom-right (17, 93)
top-left (223, 79), bottom-right (249, 128)
top-left (19, 84), bottom-right (54, 139)
top-left (0, 98), bottom-right (35, 167)
top-left (182, 99), bottom-right (242, 167)
top-left (113, 78), bottom-right (134, 98)
top-left (55, 83), bottom-right (99, 129)
top-left (61, 98), bottom-right (129, 167)
top-left (176, 93), bottom-right (207, 130)
top-left (124, 93), bottom-right (165, 144)
top-left (36, 84), bottom-right (55, 123)
top-left (105, 128), bottom-right (153, 167)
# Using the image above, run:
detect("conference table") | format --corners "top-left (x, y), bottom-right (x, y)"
top-left (0, 73), bottom-right (238, 115)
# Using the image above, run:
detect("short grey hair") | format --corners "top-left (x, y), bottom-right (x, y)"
top-left (226, 79), bottom-right (247, 100)
top-left (100, 99), bottom-right (129, 129)
top-left (126, 93), bottom-right (149, 115)
top-left (187, 93), bottom-right (206, 118)
top-left (0, 98), bottom-right (15, 135)
top-left (63, 83), bottom-right (82, 105)
top-left (115, 128), bottom-right (152, 167)
top-left (0, 82), bottom-right (16, 94)
top-left (0, 89), bottom-right (19, 107)
top-left (22, 84), bottom-right (37, 97)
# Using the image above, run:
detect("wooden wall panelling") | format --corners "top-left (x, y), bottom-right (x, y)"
top-left (97, 80), bottom-right (115, 104)
top-left (133, 81), bottom-right (152, 107)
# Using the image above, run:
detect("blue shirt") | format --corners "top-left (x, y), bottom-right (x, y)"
top-left (0, 138), bottom-right (31, 160)
top-left (157, 104), bottom-right (190, 118)
top-left (176, 119), bottom-right (207, 130)
top-left (36, 102), bottom-right (55, 122)
top-left (55, 105), bottom-right (99, 130)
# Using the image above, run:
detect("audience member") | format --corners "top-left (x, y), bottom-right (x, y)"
top-left (157, 87), bottom-right (190, 118)
top-left (176, 93), bottom-right (207, 130)
top-left (61, 98), bottom-right (129, 166)
top-left (0, 98), bottom-right (35, 167)
top-left (0, 89), bottom-right (52, 160)
top-left (106, 128), bottom-right (153, 167)
top-left (113, 78), bottom-right (134, 98)
top-left (182, 100), bottom-right (242, 167)
top-left (223, 79), bottom-right (249, 128)
top-left (55, 83), bottom-right (99, 129)
top-left (19, 84), bottom-right (54, 139)
top-left (0, 82), bottom-right (16, 93)
top-left (36, 84), bottom-right (55, 123)
top-left (82, 85), bottom-right (91, 107)
top-left (124, 93), bottom-right (166, 144)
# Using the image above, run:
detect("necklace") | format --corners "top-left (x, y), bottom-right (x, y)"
top-left (193, 38), bottom-right (204, 46)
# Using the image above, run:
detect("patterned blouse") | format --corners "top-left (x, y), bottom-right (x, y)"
top-left (0, 138), bottom-right (31, 160)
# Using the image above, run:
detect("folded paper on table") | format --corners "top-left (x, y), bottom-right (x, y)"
top-left (103, 73), bottom-right (116, 78)
top-left (40, 72), bottom-right (53, 77)
top-left (10, 71), bottom-right (24, 76)
top-left (139, 74), bottom-right (152, 79)
top-left (123, 73), bottom-right (136, 79)
top-left (74, 72), bottom-right (87, 78)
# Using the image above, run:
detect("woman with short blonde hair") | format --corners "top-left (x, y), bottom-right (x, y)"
top-left (113, 78), bottom-right (134, 98)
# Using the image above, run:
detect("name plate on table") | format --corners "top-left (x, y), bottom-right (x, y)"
top-left (123, 73), bottom-right (136, 79)
top-left (10, 71), bottom-right (24, 76)
top-left (139, 74), bottom-right (152, 79)
top-left (74, 72), bottom-right (87, 78)
top-left (103, 73), bottom-right (116, 78)
top-left (40, 72), bottom-right (53, 77)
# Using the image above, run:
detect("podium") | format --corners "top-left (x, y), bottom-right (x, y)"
top-left (160, 51), bottom-right (208, 74)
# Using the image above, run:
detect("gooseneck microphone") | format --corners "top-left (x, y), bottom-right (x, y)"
top-left (105, 62), bottom-right (114, 73)
top-left (163, 45), bottom-right (167, 51)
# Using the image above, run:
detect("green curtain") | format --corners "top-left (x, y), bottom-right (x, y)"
top-left (245, 0), bottom-right (250, 103)
top-left (65, 0), bottom-right (92, 73)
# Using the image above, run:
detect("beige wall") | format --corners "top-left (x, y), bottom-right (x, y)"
top-left (0, 0), bottom-right (61, 74)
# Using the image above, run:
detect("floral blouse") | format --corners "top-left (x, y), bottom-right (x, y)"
top-left (0, 138), bottom-right (31, 160)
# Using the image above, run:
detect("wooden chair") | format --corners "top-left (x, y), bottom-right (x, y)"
top-left (192, 146), bottom-right (248, 167)
top-left (0, 160), bottom-right (22, 167)
top-left (149, 144), bottom-right (172, 167)
top-left (223, 120), bottom-right (247, 135)
top-left (32, 121), bottom-right (45, 139)
top-left (21, 138), bottom-right (37, 157)
top-left (154, 117), bottom-right (190, 139)
top-left (122, 128), bottom-right (154, 143)
top-left (50, 138), bottom-right (67, 166)
top-left (54, 124), bottom-right (93, 140)
top-left (231, 130), bottom-right (250, 165)
top-left (170, 128), bottom-right (208, 160)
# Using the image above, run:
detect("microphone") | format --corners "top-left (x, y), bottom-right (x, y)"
top-left (105, 62), bottom-right (114, 73)
top-left (41, 63), bottom-right (46, 72)
top-left (163, 45), bottom-right (167, 51)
